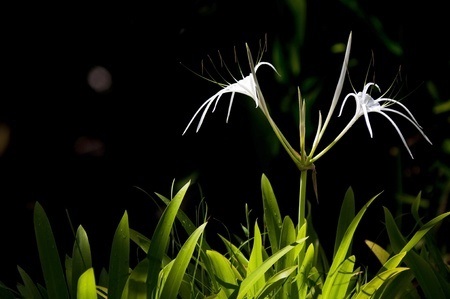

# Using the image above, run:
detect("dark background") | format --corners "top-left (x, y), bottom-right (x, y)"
top-left (1, 0), bottom-right (449, 288)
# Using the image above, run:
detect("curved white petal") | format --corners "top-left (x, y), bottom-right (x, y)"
top-left (375, 110), bottom-right (414, 158)
top-left (362, 102), bottom-right (374, 138)
top-left (339, 93), bottom-right (355, 117)
top-left (380, 107), bottom-right (432, 144)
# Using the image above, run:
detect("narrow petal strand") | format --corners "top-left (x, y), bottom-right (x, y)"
top-left (376, 110), bottom-right (414, 158)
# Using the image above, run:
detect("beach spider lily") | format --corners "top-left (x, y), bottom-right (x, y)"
top-left (182, 40), bottom-right (278, 136)
top-left (338, 81), bottom-right (432, 158)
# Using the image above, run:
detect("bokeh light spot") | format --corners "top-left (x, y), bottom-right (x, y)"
top-left (87, 66), bottom-right (112, 93)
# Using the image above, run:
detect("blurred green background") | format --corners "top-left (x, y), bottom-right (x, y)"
top-left (1, 0), bottom-right (448, 287)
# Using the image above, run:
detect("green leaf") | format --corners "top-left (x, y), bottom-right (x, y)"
top-left (296, 243), bottom-right (315, 298)
top-left (277, 217), bottom-right (297, 299)
top-left (334, 187), bottom-right (355, 257)
top-left (129, 229), bottom-right (172, 267)
top-left (261, 174), bottom-right (282, 254)
top-left (384, 208), bottom-right (450, 298)
top-left (380, 251), bottom-right (407, 271)
top-left (130, 228), bottom-right (151, 254)
top-left (33, 201), bottom-right (69, 299)
top-left (364, 240), bottom-right (390, 265)
top-left (322, 192), bottom-right (380, 297)
top-left (357, 251), bottom-right (408, 298)
top-left (306, 205), bottom-right (329, 275)
top-left (159, 222), bottom-right (208, 299)
top-left (206, 249), bottom-right (240, 298)
top-left (329, 255), bottom-right (356, 298)
top-left (121, 259), bottom-right (148, 299)
top-left (77, 268), bottom-right (97, 299)
top-left (70, 225), bottom-right (92, 299)
top-left (247, 222), bottom-right (265, 297)
top-left (402, 211), bottom-right (450, 253)
top-left (17, 266), bottom-right (42, 299)
top-left (0, 282), bottom-right (16, 299)
top-left (108, 211), bottom-right (130, 299)
top-left (411, 192), bottom-right (423, 224)
top-left (278, 216), bottom-right (296, 272)
top-left (155, 192), bottom-right (211, 251)
top-left (355, 267), bottom-right (409, 299)
top-left (255, 266), bottom-right (298, 299)
top-left (370, 270), bottom-right (419, 299)
top-left (147, 180), bottom-right (191, 297)
top-left (219, 234), bottom-right (249, 278)
top-left (237, 239), bottom-right (306, 299)
top-left (384, 207), bottom-right (450, 254)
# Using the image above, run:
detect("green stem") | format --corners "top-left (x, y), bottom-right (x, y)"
top-left (298, 169), bottom-right (308, 231)
top-left (310, 116), bottom-right (358, 163)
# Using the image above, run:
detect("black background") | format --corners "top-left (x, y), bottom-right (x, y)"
top-left (1, 0), bottom-right (449, 288)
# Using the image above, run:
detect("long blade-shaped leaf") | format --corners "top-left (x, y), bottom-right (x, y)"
top-left (255, 266), bottom-right (298, 299)
top-left (261, 174), bottom-right (282, 254)
top-left (334, 187), bottom-right (355, 257)
top-left (70, 225), bottom-right (92, 299)
top-left (121, 259), bottom-right (148, 299)
top-left (155, 192), bottom-right (211, 251)
top-left (322, 193), bottom-right (380, 296)
top-left (328, 255), bottom-right (356, 298)
top-left (77, 268), bottom-right (97, 299)
top-left (206, 249), bottom-right (240, 298)
top-left (278, 216), bottom-right (296, 271)
top-left (237, 239), bottom-right (306, 299)
top-left (296, 243), bottom-right (316, 298)
top-left (146, 181), bottom-right (191, 296)
top-left (160, 222), bottom-right (207, 299)
top-left (108, 211), bottom-right (130, 299)
top-left (369, 270), bottom-right (418, 299)
top-left (364, 240), bottom-right (390, 265)
top-left (401, 210), bottom-right (450, 253)
top-left (384, 208), bottom-right (450, 298)
top-left (17, 266), bottom-right (42, 299)
top-left (219, 234), bottom-right (249, 278)
top-left (34, 202), bottom-right (69, 299)
top-left (355, 267), bottom-right (409, 299)
top-left (247, 222), bottom-right (265, 297)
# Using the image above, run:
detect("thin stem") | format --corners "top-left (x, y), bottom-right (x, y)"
top-left (310, 116), bottom-right (358, 162)
top-left (298, 169), bottom-right (308, 231)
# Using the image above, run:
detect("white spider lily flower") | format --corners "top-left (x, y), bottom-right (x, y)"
top-left (182, 61), bottom-right (277, 135)
top-left (338, 82), bottom-right (432, 158)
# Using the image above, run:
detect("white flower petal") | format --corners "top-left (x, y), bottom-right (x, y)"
top-left (183, 55), bottom-right (278, 134)
top-left (376, 110), bottom-right (414, 158)
top-left (340, 80), bottom-right (432, 158)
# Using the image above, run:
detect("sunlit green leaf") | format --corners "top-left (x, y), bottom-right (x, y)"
top-left (237, 239), bottom-right (306, 299)
top-left (147, 181), bottom-right (191, 297)
top-left (108, 211), bottom-right (130, 299)
top-left (322, 193), bottom-right (380, 297)
top-left (160, 222), bottom-right (207, 299)
top-left (364, 240), bottom-right (390, 265)
top-left (70, 225), bottom-right (92, 299)
top-left (261, 174), bottom-right (282, 254)
top-left (334, 187), bottom-right (355, 257)
top-left (77, 268), bottom-right (97, 299)
top-left (206, 250), bottom-right (240, 298)
top-left (355, 267), bottom-right (409, 299)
